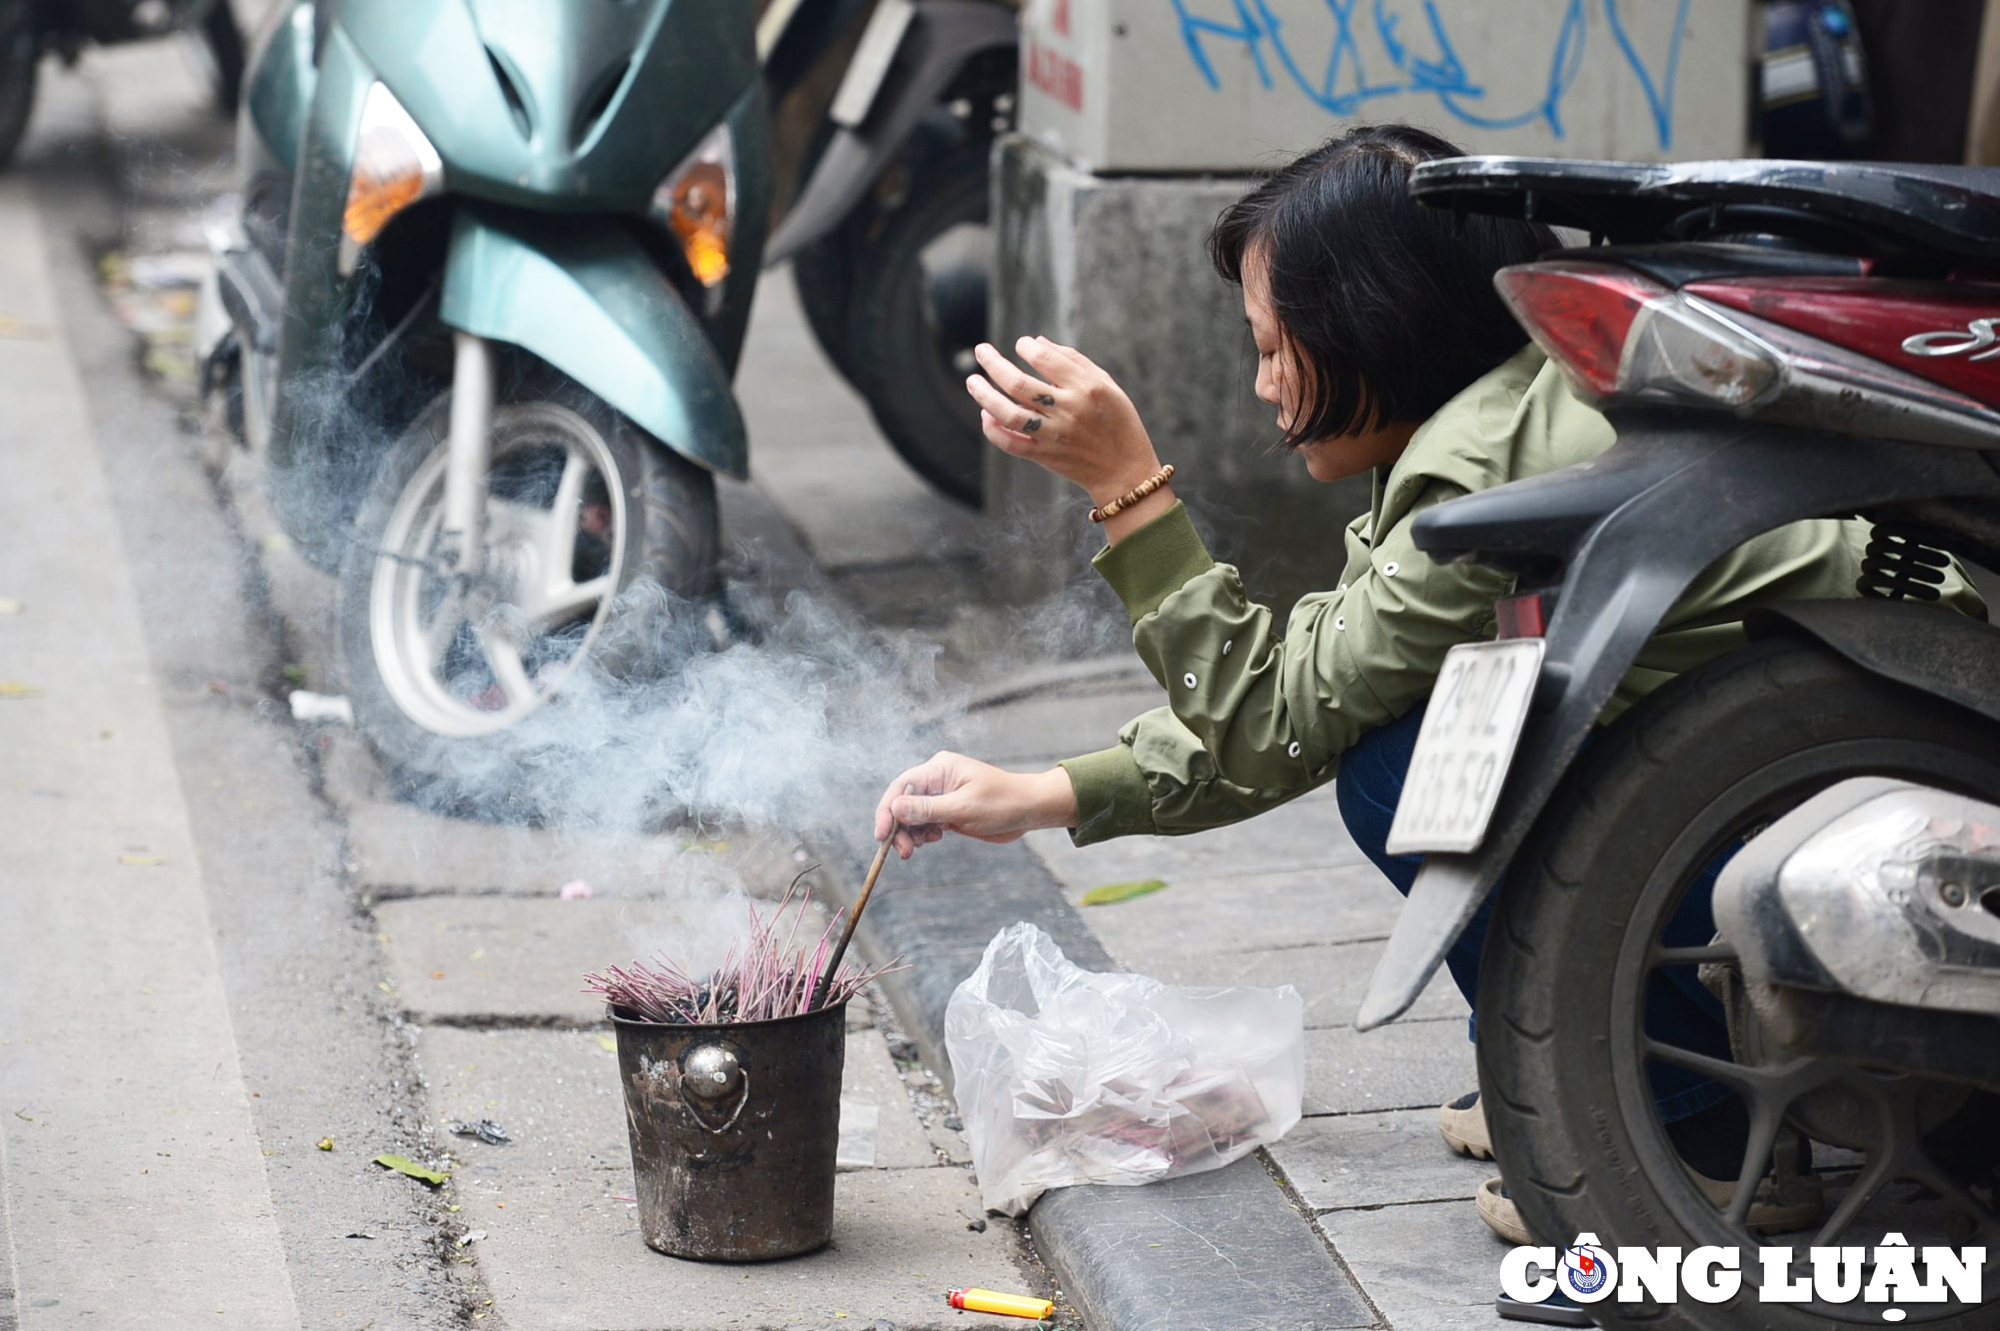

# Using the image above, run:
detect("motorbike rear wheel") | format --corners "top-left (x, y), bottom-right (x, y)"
top-left (1479, 636), bottom-right (2000, 1328)
top-left (335, 367), bottom-right (718, 809)
top-left (0, 3), bottom-right (37, 170)
top-left (791, 224), bottom-right (866, 387)
top-left (843, 145), bottom-right (991, 507)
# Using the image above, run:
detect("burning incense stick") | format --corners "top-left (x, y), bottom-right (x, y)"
top-left (811, 820), bottom-right (898, 1010)
top-left (585, 872), bottom-right (897, 1024)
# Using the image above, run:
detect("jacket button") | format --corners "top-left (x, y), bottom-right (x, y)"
top-left (1223, 639), bottom-right (1233, 655)
top-left (1334, 616), bottom-right (1346, 631)
top-left (1183, 672), bottom-right (1198, 688)
top-left (1338, 581), bottom-right (1348, 592)
top-left (1287, 741), bottom-right (1301, 758)
top-left (1383, 561), bottom-right (1400, 577)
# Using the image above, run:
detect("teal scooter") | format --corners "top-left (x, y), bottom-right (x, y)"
top-left (198, 0), bottom-right (768, 785)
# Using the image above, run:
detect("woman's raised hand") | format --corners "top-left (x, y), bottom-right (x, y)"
top-left (966, 337), bottom-right (1163, 508)
top-left (873, 751), bottom-right (1079, 860)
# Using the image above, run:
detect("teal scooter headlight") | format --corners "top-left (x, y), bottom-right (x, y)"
top-left (338, 81), bottom-right (443, 277)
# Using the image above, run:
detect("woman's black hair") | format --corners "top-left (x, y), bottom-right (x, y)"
top-left (1209, 124), bottom-right (1559, 444)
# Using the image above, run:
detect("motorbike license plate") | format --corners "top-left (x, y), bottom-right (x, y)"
top-left (1385, 638), bottom-right (1546, 855)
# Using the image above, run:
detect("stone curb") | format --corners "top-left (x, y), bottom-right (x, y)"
top-left (816, 827), bottom-right (1374, 1331)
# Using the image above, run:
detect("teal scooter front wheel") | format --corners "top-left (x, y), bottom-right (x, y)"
top-left (334, 356), bottom-right (719, 812)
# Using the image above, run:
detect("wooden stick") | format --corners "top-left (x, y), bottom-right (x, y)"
top-left (812, 821), bottom-right (897, 1010)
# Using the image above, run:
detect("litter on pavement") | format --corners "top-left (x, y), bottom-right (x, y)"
top-left (1079, 878), bottom-right (1167, 905)
top-left (371, 1153), bottom-right (449, 1186)
top-left (447, 1118), bottom-right (510, 1145)
top-left (945, 1288), bottom-right (1053, 1320)
top-left (946, 922), bottom-right (1304, 1214)
top-left (288, 691), bottom-right (354, 725)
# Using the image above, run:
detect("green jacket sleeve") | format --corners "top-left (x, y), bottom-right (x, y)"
top-left (1061, 497), bottom-right (1511, 844)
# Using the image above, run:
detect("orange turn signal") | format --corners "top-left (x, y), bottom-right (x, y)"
top-left (651, 125), bottom-right (735, 288)
top-left (340, 83), bottom-right (442, 273)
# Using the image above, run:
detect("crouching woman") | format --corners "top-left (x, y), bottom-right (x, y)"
top-left (872, 125), bottom-right (1964, 1240)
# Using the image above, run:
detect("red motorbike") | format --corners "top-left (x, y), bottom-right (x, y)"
top-left (1362, 158), bottom-right (2000, 1327)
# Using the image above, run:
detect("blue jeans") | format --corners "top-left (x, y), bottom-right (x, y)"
top-left (1336, 702), bottom-right (1733, 1124)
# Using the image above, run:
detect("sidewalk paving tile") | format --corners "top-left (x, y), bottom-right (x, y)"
top-left (1270, 1110), bottom-right (1490, 1211)
top-left (347, 798), bottom-right (800, 899)
top-left (955, 685), bottom-right (1169, 766)
top-left (1141, 939), bottom-right (1468, 1029)
top-left (1303, 1021), bottom-right (1476, 1115)
top-left (1024, 783), bottom-right (1373, 890)
top-left (1058, 866), bottom-right (1406, 970)
top-left (1313, 1199), bottom-right (1510, 1325)
top-left (1380, 1306), bottom-right (1512, 1330)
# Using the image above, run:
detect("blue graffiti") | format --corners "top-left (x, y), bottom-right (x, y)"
top-left (1169, 0), bottom-right (1691, 148)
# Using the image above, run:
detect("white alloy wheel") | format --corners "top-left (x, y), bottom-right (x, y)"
top-left (368, 402), bottom-right (627, 737)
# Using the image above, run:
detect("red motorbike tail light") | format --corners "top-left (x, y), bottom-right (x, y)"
top-left (1495, 262), bottom-right (1781, 411)
top-left (1494, 263), bottom-right (1658, 398)
top-left (1495, 588), bottom-right (1553, 639)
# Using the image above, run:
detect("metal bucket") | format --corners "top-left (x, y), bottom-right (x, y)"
top-left (610, 1001), bottom-right (847, 1261)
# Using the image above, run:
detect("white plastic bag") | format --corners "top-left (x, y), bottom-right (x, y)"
top-left (944, 922), bottom-right (1305, 1215)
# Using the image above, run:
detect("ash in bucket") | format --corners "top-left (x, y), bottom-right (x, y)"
top-left (587, 874), bottom-right (901, 1261)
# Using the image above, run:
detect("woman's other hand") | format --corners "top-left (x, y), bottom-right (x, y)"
top-left (872, 752), bottom-right (1079, 859)
top-left (966, 337), bottom-right (1166, 515)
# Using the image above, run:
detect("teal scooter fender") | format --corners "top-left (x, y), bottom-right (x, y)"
top-left (440, 209), bottom-right (748, 481)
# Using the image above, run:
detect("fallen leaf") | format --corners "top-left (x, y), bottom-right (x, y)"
top-left (558, 879), bottom-right (592, 900)
top-left (118, 853), bottom-right (165, 867)
top-left (1080, 879), bottom-right (1168, 906)
top-left (595, 1034), bottom-right (617, 1053)
top-left (0, 597), bottom-right (21, 613)
top-left (371, 1153), bottom-right (448, 1187)
top-left (0, 681), bottom-right (44, 698)
top-left (316, 1137), bottom-right (334, 1151)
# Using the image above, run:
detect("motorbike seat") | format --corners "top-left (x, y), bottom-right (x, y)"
top-left (1410, 156), bottom-right (2000, 264)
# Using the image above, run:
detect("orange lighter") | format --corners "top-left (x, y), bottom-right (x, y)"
top-left (945, 1287), bottom-right (1054, 1320)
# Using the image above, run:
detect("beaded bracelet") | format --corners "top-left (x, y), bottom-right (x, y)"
top-left (1088, 464), bottom-right (1176, 523)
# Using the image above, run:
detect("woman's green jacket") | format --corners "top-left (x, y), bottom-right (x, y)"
top-left (1058, 344), bottom-right (1980, 846)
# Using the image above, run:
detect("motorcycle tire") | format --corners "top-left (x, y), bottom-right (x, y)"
top-left (335, 367), bottom-right (718, 812)
top-left (0, 3), bottom-right (37, 170)
top-left (1478, 635), bottom-right (2000, 1328)
top-left (844, 145), bottom-right (991, 508)
top-left (200, 0), bottom-right (245, 114)
top-left (791, 224), bottom-right (866, 386)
